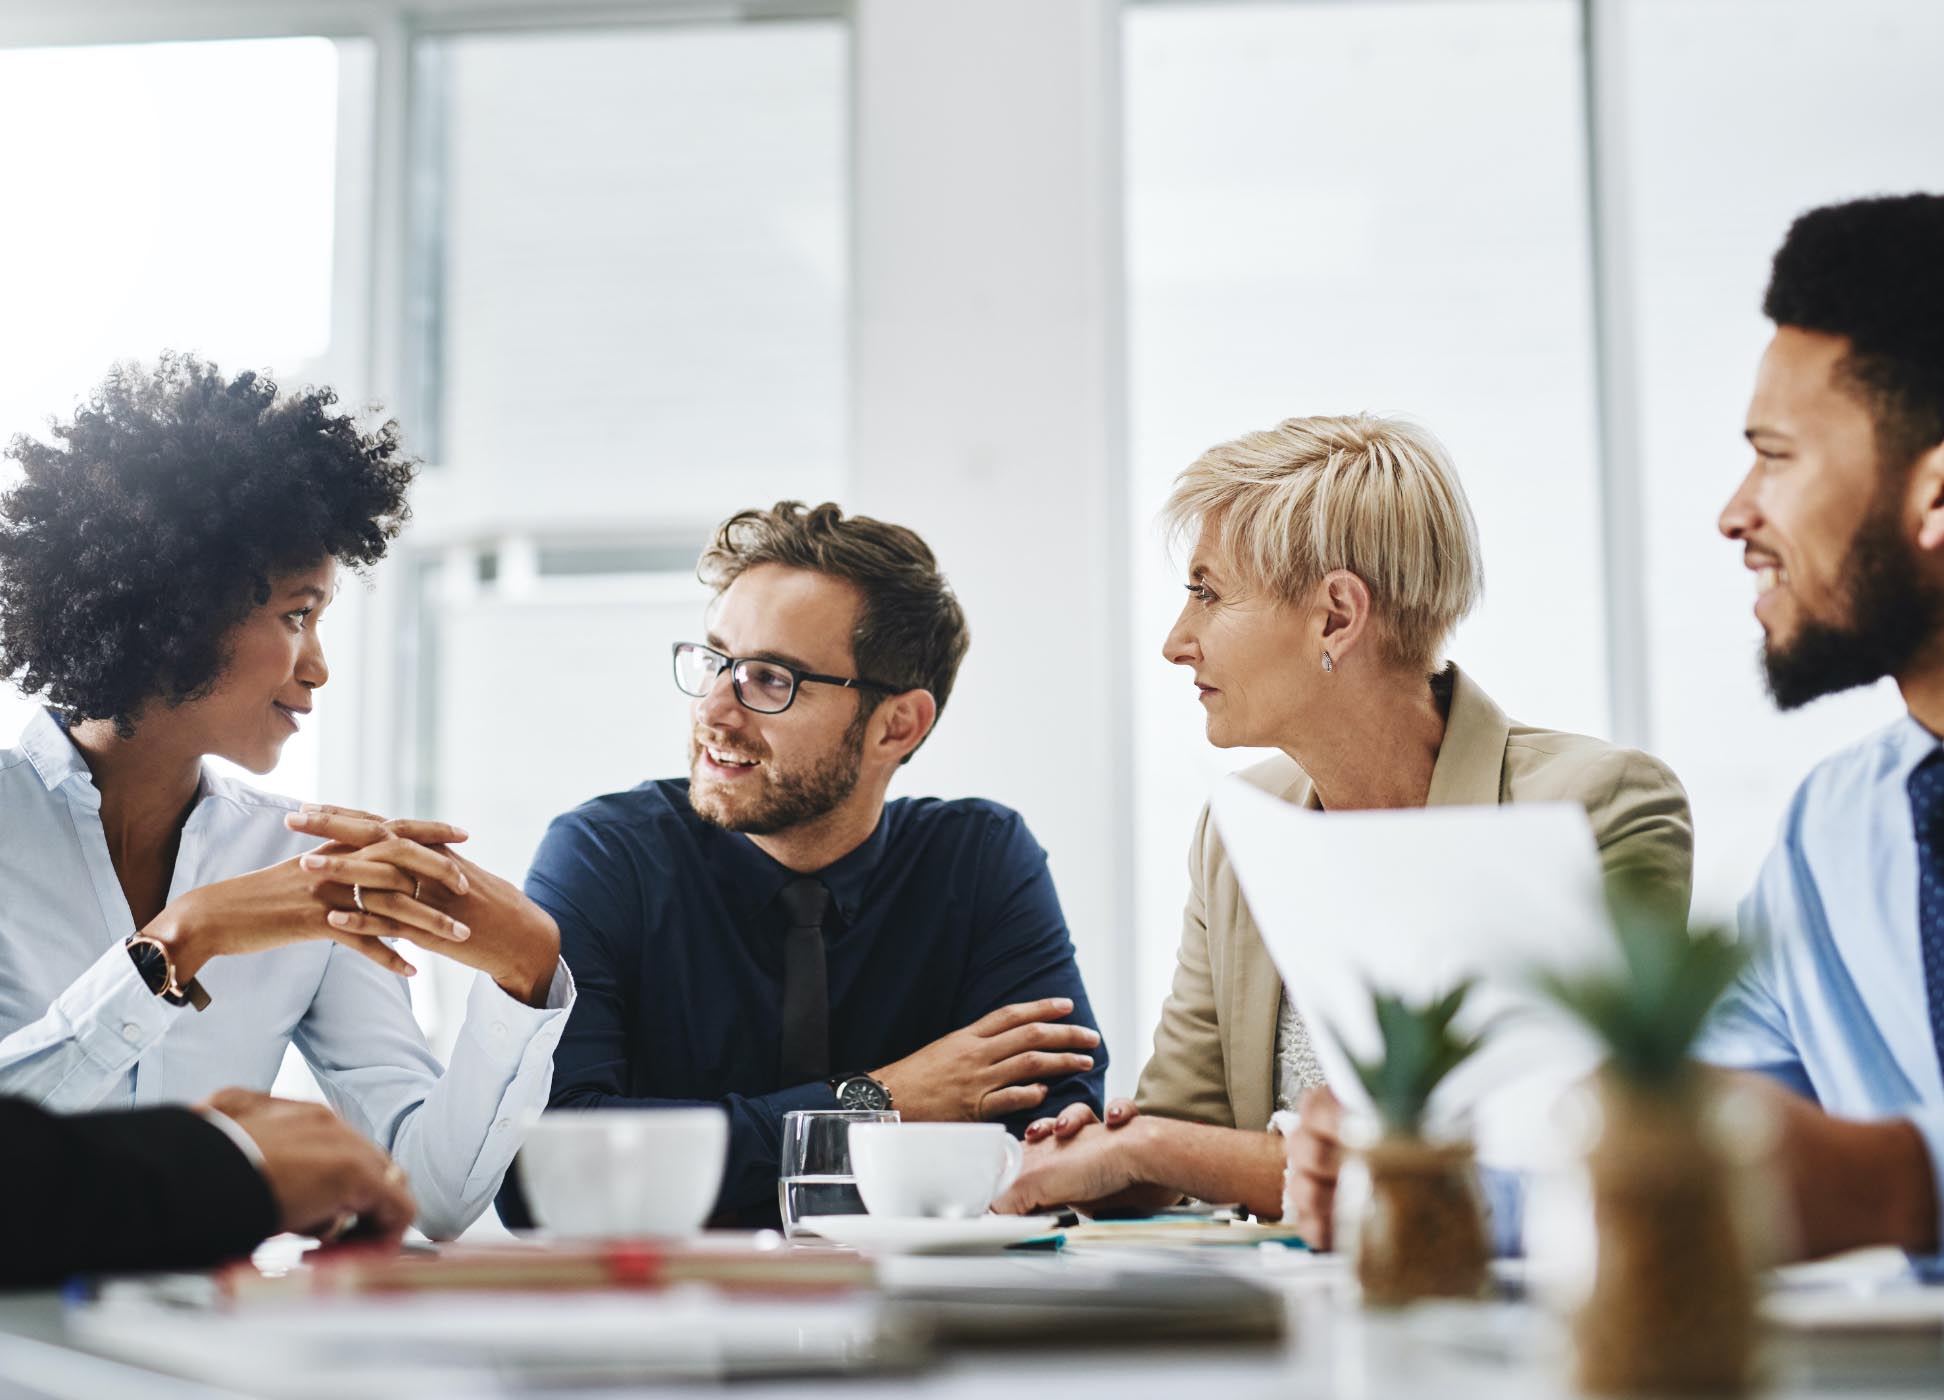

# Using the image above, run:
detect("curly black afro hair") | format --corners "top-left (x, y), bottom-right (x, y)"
top-left (1764, 192), bottom-right (1944, 469)
top-left (0, 353), bottom-right (416, 735)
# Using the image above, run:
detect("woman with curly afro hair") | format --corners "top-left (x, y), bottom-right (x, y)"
top-left (0, 355), bottom-right (574, 1240)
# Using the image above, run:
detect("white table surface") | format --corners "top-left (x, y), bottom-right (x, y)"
top-left (2, 1246), bottom-right (1941, 1399)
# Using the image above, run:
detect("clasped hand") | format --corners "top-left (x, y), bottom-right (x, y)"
top-left (147, 804), bottom-right (560, 1008)
top-left (286, 804), bottom-right (563, 1007)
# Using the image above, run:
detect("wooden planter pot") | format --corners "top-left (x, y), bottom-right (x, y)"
top-left (1354, 1137), bottom-right (1490, 1307)
top-left (1575, 1076), bottom-right (1755, 1395)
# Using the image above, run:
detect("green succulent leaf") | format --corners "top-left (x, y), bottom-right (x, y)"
top-left (1536, 879), bottom-right (1751, 1090)
top-left (1333, 978), bottom-right (1487, 1139)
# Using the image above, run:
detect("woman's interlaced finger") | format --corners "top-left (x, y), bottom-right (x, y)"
top-left (323, 925), bottom-right (417, 977)
top-left (360, 837), bottom-right (470, 896)
top-left (300, 852), bottom-right (418, 895)
top-left (334, 893), bottom-right (470, 944)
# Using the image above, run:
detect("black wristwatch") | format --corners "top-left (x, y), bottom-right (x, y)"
top-left (829, 1072), bottom-right (893, 1111)
top-left (126, 934), bottom-right (211, 1011)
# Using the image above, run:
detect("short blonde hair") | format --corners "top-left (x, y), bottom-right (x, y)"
top-left (1162, 413), bottom-right (1484, 671)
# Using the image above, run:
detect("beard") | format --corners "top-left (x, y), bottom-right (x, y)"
top-left (1762, 493), bottom-right (1944, 710)
top-left (687, 709), bottom-right (870, 836)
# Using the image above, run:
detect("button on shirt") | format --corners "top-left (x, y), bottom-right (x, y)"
top-left (0, 709), bottom-right (576, 1240)
top-left (1695, 714), bottom-right (1944, 1234)
top-left (523, 779), bottom-right (1108, 1220)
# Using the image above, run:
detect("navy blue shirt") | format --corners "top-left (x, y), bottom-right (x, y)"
top-left (516, 779), bottom-right (1107, 1221)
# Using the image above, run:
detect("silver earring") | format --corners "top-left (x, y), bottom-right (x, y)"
top-left (1321, 652), bottom-right (1335, 673)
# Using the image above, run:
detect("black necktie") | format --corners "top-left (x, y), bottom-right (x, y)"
top-left (777, 877), bottom-right (831, 1083)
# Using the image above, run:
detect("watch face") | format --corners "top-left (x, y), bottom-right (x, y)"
top-left (838, 1077), bottom-right (889, 1110)
top-left (128, 940), bottom-right (169, 996)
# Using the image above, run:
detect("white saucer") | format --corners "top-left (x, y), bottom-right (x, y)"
top-left (797, 1213), bottom-right (1061, 1254)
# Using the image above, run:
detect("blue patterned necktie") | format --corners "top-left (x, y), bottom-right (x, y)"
top-left (1905, 749), bottom-right (1944, 1080)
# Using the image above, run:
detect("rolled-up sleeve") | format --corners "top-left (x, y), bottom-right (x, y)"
top-left (1694, 831), bottom-right (1816, 1100)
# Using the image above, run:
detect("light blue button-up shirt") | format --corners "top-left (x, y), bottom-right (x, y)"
top-left (0, 709), bottom-right (574, 1239)
top-left (1696, 712), bottom-right (1944, 1234)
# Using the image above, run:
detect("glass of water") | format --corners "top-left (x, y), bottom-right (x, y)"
top-left (779, 1107), bottom-right (899, 1238)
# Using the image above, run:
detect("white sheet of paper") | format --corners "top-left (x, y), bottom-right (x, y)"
top-left (1210, 778), bottom-right (1619, 1171)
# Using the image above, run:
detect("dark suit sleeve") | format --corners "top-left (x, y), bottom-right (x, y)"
top-left (954, 810), bottom-right (1108, 1134)
top-left (508, 813), bottom-right (839, 1224)
top-left (4, 1099), bottom-right (276, 1290)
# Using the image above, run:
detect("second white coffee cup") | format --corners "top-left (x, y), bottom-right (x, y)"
top-left (847, 1122), bottom-right (1023, 1219)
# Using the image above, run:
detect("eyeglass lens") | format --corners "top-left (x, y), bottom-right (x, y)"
top-left (673, 645), bottom-right (798, 714)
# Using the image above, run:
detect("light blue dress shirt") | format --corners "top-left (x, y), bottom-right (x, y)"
top-left (1696, 712), bottom-right (1944, 1234)
top-left (0, 709), bottom-right (574, 1239)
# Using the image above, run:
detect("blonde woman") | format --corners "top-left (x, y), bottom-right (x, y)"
top-left (995, 413), bottom-right (1693, 1241)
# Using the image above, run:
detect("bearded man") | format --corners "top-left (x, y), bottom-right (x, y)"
top-left (500, 501), bottom-right (1105, 1227)
top-left (1697, 193), bottom-right (1944, 1259)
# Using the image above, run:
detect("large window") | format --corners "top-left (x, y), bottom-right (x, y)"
top-left (1125, 0), bottom-right (1944, 1002)
top-left (419, 23), bottom-right (848, 516)
top-left (1623, 0), bottom-right (1944, 914)
top-left (1125, 0), bottom-right (1603, 1015)
top-left (399, 21), bottom-right (850, 979)
top-left (0, 36), bottom-right (359, 800)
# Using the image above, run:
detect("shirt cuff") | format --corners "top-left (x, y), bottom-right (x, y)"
top-left (460, 959), bottom-right (575, 1067)
top-left (1265, 1110), bottom-right (1302, 1225)
top-left (64, 940), bottom-right (177, 1074)
top-left (197, 1104), bottom-right (268, 1174)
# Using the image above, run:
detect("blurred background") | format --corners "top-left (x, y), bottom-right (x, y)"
top-left (1, 0), bottom-right (1938, 1100)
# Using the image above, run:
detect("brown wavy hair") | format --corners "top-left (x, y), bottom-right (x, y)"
top-left (697, 501), bottom-right (970, 759)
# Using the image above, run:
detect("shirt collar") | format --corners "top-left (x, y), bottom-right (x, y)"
top-left (19, 707), bottom-right (94, 797)
top-left (711, 809), bottom-right (892, 931)
top-left (16, 705), bottom-right (222, 813)
top-left (1888, 712), bottom-right (1944, 783)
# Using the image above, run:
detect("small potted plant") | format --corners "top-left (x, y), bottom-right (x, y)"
top-left (1338, 980), bottom-right (1491, 1306)
top-left (1538, 887), bottom-right (1755, 1395)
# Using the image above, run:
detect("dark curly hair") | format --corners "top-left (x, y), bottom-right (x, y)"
top-left (697, 500), bottom-right (970, 760)
top-left (1764, 192), bottom-right (1944, 471)
top-left (0, 354), bottom-right (416, 735)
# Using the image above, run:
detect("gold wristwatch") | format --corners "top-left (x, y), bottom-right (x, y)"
top-left (125, 933), bottom-right (211, 1011)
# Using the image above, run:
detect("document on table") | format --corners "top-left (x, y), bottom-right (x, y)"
top-left (68, 1290), bottom-right (906, 1396)
top-left (1210, 779), bottom-right (1618, 1172)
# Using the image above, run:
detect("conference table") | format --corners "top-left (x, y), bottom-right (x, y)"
top-left (3, 1232), bottom-right (1942, 1398)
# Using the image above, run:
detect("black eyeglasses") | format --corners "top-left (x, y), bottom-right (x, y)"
top-left (671, 641), bottom-right (904, 715)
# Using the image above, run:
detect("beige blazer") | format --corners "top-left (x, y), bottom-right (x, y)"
top-left (1133, 664), bottom-right (1694, 1132)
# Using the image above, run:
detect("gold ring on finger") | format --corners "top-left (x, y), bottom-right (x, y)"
top-left (353, 883), bottom-right (366, 915)
top-left (412, 877), bottom-right (422, 902)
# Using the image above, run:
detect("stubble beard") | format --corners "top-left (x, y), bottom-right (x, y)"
top-left (687, 710), bottom-right (870, 836)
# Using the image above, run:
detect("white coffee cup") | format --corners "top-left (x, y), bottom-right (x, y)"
top-left (847, 1122), bottom-right (1024, 1219)
top-left (518, 1106), bottom-right (728, 1238)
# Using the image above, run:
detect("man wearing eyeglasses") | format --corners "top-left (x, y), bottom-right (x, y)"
top-left (500, 500), bottom-right (1106, 1227)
